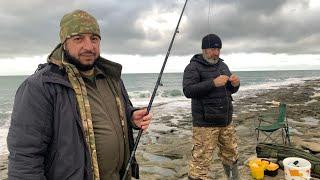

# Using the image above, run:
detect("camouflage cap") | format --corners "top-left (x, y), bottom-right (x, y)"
top-left (60, 10), bottom-right (101, 43)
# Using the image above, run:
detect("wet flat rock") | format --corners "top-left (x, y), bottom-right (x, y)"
top-left (136, 79), bottom-right (320, 179)
top-left (0, 155), bottom-right (8, 180)
top-left (1, 79), bottom-right (320, 180)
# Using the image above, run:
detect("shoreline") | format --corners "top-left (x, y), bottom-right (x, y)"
top-left (1, 79), bottom-right (320, 179)
top-left (136, 78), bottom-right (320, 179)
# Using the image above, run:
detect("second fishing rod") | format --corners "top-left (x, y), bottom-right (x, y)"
top-left (121, 0), bottom-right (189, 179)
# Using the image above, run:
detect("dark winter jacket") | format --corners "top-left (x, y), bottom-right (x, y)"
top-left (183, 54), bottom-right (239, 127)
top-left (7, 60), bottom-right (139, 180)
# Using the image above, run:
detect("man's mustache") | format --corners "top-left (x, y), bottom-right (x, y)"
top-left (80, 51), bottom-right (96, 56)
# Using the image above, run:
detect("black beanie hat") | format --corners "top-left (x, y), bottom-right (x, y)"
top-left (201, 34), bottom-right (222, 49)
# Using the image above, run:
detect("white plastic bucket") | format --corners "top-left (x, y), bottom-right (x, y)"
top-left (283, 157), bottom-right (311, 180)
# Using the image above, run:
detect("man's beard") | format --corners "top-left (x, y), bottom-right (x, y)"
top-left (204, 56), bottom-right (219, 61)
top-left (203, 53), bottom-right (219, 62)
top-left (64, 50), bottom-right (99, 71)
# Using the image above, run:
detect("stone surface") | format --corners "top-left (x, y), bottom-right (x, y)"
top-left (1, 79), bottom-right (320, 180)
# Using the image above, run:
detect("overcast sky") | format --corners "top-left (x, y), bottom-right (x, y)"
top-left (1, 0), bottom-right (320, 75)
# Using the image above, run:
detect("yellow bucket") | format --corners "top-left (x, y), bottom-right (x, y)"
top-left (249, 159), bottom-right (267, 179)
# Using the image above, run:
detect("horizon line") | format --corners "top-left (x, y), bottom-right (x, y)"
top-left (1, 69), bottom-right (320, 76)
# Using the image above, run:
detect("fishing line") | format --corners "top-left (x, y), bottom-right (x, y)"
top-left (208, 0), bottom-right (213, 34)
top-left (212, 1), bottom-right (236, 177)
top-left (207, 0), bottom-right (230, 127)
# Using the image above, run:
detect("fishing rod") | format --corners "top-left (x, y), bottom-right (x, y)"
top-left (122, 0), bottom-right (188, 179)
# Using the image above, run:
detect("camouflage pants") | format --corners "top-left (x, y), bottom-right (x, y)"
top-left (188, 124), bottom-right (238, 180)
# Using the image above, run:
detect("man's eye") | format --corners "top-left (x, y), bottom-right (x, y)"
top-left (91, 37), bottom-right (99, 41)
top-left (72, 36), bottom-right (83, 42)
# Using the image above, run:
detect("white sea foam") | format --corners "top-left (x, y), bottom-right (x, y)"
top-left (131, 95), bottom-right (188, 108)
top-left (129, 75), bottom-right (319, 115)
top-left (235, 76), bottom-right (320, 99)
top-left (0, 128), bottom-right (8, 156)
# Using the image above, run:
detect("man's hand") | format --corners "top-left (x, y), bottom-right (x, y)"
top-left (229, 74), bottom-right (240, 87)
top-left (132, 108), bottom-right (152, 131)
top-left (213, 75), bottom-right (229, 87)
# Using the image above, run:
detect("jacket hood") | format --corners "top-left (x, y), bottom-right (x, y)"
top-left (47, 43), bottom-right (122, 80)
top-left (190, 53), bottom-right (223, 66)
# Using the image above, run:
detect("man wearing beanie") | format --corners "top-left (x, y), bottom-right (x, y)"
top-left (7, 10), bottom-right (152, 180)
top-left (183, 34), bottom-right (240, 180)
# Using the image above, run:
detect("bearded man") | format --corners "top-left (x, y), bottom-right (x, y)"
top-left (7, 10), bottom-right (152, 180)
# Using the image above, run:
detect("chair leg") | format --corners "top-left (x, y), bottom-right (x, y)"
top-left (262, 132), bottom-right (276, 143)
top-left (285, 127), bottom-right (291, 145)
top-left (281, 128), bottom-right (285, 144)
top-left (259, 129), bottom-right (289, 145)
top-left (262, 132), bottom-right (269, 142)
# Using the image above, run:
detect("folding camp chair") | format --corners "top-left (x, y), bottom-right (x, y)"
top-left (255, 103), bottom-right (291, 145)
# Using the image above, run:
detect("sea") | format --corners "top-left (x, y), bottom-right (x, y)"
top-left (1, 70), bottom-right (320, 155)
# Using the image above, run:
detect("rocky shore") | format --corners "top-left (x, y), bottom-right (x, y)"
top-left (1, 79), bottom-right (320, 180)
top-left (135, 78), bottom-right (320, 180)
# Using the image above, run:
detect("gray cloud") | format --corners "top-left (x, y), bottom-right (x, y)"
top-left (0, 0), bottom-right (319, 58)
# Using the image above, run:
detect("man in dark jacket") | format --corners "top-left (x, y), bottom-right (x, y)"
top-left (183, 34), bottom-right (240, 180)
top-left (7, 10), bottom-right (152, 180)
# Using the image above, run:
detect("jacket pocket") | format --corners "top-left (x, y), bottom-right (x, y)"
top-left (202, 98), bottom-right (229, 123)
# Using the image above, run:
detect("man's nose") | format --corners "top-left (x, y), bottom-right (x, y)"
top-left (83, 38), bottom-right (94, 50)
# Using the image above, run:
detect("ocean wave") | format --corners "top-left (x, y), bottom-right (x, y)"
top-left (0, 128), bottom-right (8, 155)
top-left (128, 89), bottom-right (183, 99)
top-left (128, 76), bottom-right (320, 104)
top-left (0, 111), bottom-right (11, 127)
top-left (161, 89), bottom-right (183, 97)
top-left (130, 96), bottom-right (188, 108)
top-left (128, 91), bottom-right (151, 98)
top-left (235, 76), bottom-right (320, 99)
top-left (241, 76), bottom-right (318, 91)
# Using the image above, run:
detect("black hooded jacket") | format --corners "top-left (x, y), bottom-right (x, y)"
top-left (183, 54), bottom-right (239, 127)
